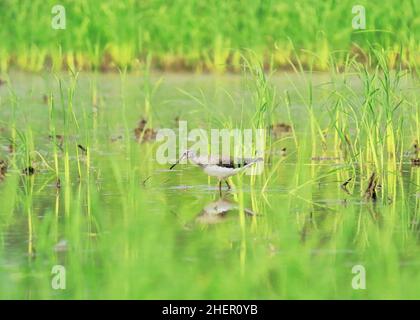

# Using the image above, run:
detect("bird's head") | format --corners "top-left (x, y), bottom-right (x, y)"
top-left (183, 149), bottom-right (196, 160)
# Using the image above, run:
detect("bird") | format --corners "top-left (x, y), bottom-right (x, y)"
top-left (169, 150), bottom-right (263, 194)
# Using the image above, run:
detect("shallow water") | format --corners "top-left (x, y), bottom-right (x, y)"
top-left (0, 71), bottom-right (419, 299)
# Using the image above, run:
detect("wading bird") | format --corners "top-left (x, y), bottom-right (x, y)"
top-left (169, 150), bottom-right (263, 194)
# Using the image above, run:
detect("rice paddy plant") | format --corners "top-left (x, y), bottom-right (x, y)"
top-left (329, 50), bottom-right (410, 200)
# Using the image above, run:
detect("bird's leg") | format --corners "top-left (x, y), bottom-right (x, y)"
top-left (218, 180), bottom-right (222, 197)
top-left (225, 179), bottom-right (231, 190)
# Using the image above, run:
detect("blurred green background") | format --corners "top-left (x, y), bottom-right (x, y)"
top-left (1, 0), bottom-right (419, 72)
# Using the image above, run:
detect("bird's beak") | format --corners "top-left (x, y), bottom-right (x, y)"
top-left (169, 154), bottom-right (185, 170)
top-left (169, 159), bottom-right (179, 170)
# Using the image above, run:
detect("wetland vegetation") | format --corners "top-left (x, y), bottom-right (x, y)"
top-left (0, 0), bottom-right (419, 299)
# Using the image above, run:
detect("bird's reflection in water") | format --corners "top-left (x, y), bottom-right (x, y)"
top-left (195, 196), bottom-right (256, 225)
